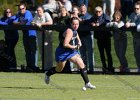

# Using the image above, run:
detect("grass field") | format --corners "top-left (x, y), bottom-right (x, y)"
top-left (0, 72), bottom-right (140, 100)
top-left (0, 1), bottom-right (139, 100)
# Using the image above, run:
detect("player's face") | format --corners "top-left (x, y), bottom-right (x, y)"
top-left (71, 19), bottom-right (79, 30)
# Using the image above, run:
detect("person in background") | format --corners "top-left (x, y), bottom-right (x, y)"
top-left (14, 3), bottom-right (39, 72)
top-left (70, 0), bottom-right (88, 8)
top-left (87, 6), bottom-right (114, 73)
top-left (44, 17), bottom-right (96, 90)
top-left (106, 10), bottom-right (129, 72)
top-left (42, 0), bottom-right (60, 19)
top-left (32, 6), bottom-right (53, 71)
top-left (56, 6), bottom-right (70, 26)
top-left (58, 0), bottom-right (72, 12)
top-left (102, 0), bottom-right (116, 20)
top-left (70, 6), bottom-right (81, 20)
top-left (0, 8), bottom-right (19, 70)
top-left (20, 0), bottom-right (36, 16)
top-left (20, 0), bottom-right (35, 10)
top-left (78, 4), bottom-right (95, 73)
top-left (125, 2), bottom-right (140, 73)
top-left (121, 0), bottom-right (134, 21)
top-left (78, 0), bottom-right (88, 8)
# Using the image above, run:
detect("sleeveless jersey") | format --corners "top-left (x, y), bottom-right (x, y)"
top-left (55, 28), bottom-right (79, 62)
top-left (59, 28), bottom-right (78, 47)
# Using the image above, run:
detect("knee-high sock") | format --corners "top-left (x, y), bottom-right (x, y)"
top-left (80, 68), bottom-right (89, 84)
top-left (46, 67), bottom-right (56, 76)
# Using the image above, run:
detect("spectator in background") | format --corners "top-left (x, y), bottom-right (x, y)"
top-left (78, 0), bottom-right (88, 8)
top-left (70, 6), bottom-right (81, 19)
top-left (14, 3), bottom-right (39, 72)
top-left (102, 0), bottom-right (116, 20)
top-left (106, 10), bottom-right (129, 72)
top-left (42, 0), bottom-right (60, 19)
top-left (58, 0), bottom-right (72, 12)
top-left (56, 7), bottom-right (70, 26)
top-left (87, 6), bottom-right (114, 73)
top-left (134, 0), bottom-right (140, 3)
top-left (0, 8), bottom-right (19, 70)
top-left (20, 0), bottom-right (35, 10)
top-left (78, 4), bottom-right (95, 73)
top-left (20, 0), bottom-right (36, 16)
top-left (125, 2), bottom-right (140, 73)
top-left (32, 6), bottom-right (53, 71)
top-left (121, 0), bottom-right (134, 21)
top-left (70, 0), bottom-right (88, 8)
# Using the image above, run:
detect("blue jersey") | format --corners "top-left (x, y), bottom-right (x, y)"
top-left (0, 16), bottom-right (19, 39)
top-left (14, 10), bottom-right (36, 37)
top-left (55, 28), bottom-right (78, 62)
top-left (59, 28), bottom-right (78, 47)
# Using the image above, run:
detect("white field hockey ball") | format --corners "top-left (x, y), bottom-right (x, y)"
top-left (82, 86), bottom-right (86, 91)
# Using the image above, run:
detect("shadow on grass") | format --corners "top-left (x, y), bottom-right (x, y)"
top-left (1, 86), bottom-right (48, 90)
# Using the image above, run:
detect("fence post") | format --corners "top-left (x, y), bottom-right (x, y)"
top-left (42, 30), bottom-right (45, 71)
top-left (41, 30), bottom-right (53, 71)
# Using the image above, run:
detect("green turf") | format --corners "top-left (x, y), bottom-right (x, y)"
top-left (0, 72), bottom-right (140, 100)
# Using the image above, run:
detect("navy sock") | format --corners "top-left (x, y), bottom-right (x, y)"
top-left (80, 68), bottom-right (89, 84)
top-left (46, 67), bottom-right (56, 76)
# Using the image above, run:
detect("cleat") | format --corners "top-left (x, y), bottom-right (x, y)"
top-left (138, 68), bottom-right (140, 73)
top-left (85, 82), bottom-right (96, 89)
top-left (44, 71), bottom-right (50, 84)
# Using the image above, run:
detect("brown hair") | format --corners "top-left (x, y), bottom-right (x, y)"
top-left (3, 8), bottom-right (13, 18)
top-left (60, 6), bottom-right (70, 16)
top-left (113, 10), bottom-right (122, 19)
top-left (72, 6), bottom-right (80, 14)
top-left (70, 17), bottom-right (79, 23)
top-left (19, 3), bottom-right (26, 9)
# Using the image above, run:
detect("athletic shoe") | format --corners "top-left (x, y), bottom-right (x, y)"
top-left (44, 71), bottom-right (50, 84)
top-left (85, 82), bottom-right (96, 89)
top-left (138, 68), bottom-right (140, 73)
top-left (119, 65), bottom-right (130, 72)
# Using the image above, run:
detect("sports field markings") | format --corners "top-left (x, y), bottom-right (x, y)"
top-left (127, 98), bottom-right (140, 100)
top-left (113, 75), bottom-right (140, 93)
top-left (0, 97), bottom-right (46, 100)
top-left (34, 73), bottom-right (67, 92)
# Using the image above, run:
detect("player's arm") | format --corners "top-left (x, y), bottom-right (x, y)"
top-left (76, 33), bottom-right (82, 48)
top-left (63, 28), bottom-right (77, 49)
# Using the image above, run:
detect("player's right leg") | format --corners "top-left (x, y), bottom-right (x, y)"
top-left (45, 61), bottom-right (66, 84)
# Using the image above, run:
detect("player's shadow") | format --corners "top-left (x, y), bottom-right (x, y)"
top-left (1, 86), bottom-right (46, 89)
top-left (1, 86), bottom-right (68, 91)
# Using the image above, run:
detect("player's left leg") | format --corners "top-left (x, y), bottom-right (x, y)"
top-left (69, 54), bottom-right (96, 90)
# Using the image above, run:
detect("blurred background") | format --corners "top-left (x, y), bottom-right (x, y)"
top-left (0, 0), bottom-right (136, 72)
